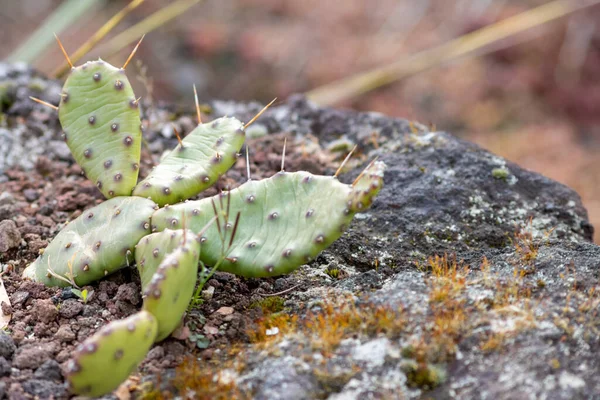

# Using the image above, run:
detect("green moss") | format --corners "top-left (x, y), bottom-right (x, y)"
top-left (536, 279), bottom-right (546, 288)
top-left (402, 360), bottom-right (446, 390)
top-left (325, 267), bottom-right (340, 279)
top-left (0, 81), bottom-right (15, 111)
top-left (492, 167), bottom-right (510, 181)
top-left (27, 78), bottom-right (47, 92)
top-left (250, 296), bottom-right (285, 315)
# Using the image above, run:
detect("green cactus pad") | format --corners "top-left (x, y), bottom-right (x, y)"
top-left (23, 196), bottom-right (156, 287)
top-left (134, 228), bottom-right (194, 291)
top-left (151, 161), bottom-right (386, 277)
top-left (66, 310), bottom-right (158, 397)
top-left (58, 59), bottom-right (142, 198)
top-left (132, 117), bottom-right (245, 206)
top-left (142, 238), bottom-right (200, 341)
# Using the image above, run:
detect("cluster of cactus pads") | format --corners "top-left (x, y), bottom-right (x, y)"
top-left (24, 46), bottom-right (385, 396)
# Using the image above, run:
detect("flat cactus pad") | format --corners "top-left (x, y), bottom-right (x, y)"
top-left (142, 237), bottom-right (201, 341)
top-left (134, 228), bottom-right (193, 291)
top-left (66, 310), bottom-right (158, 397)
top-left (133, 117), bottom-right (245, 206)
top-left (151, 161), bottom-right (386, 277)
top-left (23, 196), bottom-right (156, 287)
top-left (58, 60), bottom-right (142, 198)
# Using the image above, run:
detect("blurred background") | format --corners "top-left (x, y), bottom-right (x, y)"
top-left (1, 0), bottom-right (599, 241)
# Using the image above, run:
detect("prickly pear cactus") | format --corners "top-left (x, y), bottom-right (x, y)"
top-left (26, 39), bottom-right (389, 397)
top-left (141, 236), bottom-right (201, 341)
top-left (58, 60), bottom-right (142, 198)
top-left (66, 310), bottom-right (158, 397)
top-left (151, 161), bottom-right (386, 277)
top-left (132, 117), bottom-right (245, 206)
top-left (23, 196), bottom-right (156, 287)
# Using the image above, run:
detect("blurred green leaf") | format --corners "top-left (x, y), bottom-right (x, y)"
top-left (6, 0), bottom-right (105, 64)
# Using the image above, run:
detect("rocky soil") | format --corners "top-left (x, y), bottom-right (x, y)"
top-left (0, 64), bottom-right (598, 399)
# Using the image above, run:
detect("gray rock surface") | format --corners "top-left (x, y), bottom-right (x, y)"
top-left (0, 333), bottom-right (16, 359)
top-left (0, 63), bottom-right (63, 175)
top-left (0, 220), bottom-right (21, 253)
top-left (205, 97), bottom-right (600, 400)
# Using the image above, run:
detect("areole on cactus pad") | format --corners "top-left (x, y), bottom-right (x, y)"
top-left (26, 37), bottom-right (386, 397)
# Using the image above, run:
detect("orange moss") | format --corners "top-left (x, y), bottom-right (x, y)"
top-left (173, 356), bottom-right (243, 400)
top-left (249, 296), bottom-right (285, 315)
top-left (511, 218), bottom-right (554, 270)
top-left (480, 332), bottom-right (506, 353)
top-left (246, 295), bottom-right (405, 353)
top-left (304, 300), bottom-right (405, 352)
top-left (419, 254), bottom-right (469, 304)
top-left (141, 356), bottom-right (245, 400)
top-left (247, 313), bottom-right (298, 344)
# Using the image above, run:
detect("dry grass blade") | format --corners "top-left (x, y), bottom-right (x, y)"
top-left (211, 198), bottom-right (223, 241)
top-left (226, 190), bottom-right (231, 224)
top-left (196, 215), bottom-right (218, 239)
top-left (95, 0), bottom-right (202, 58)
top-left (5, 0), bottom-right (102, 64)
top-left (228, 212), bottom-right (241, 249)
top-left (306, 0), bottom-right (600, 106)
top-left (53, 0), bottom-right (146, 78)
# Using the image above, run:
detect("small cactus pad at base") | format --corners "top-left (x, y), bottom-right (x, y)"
top-left (132, 117), bottom-right (245, 206)
top-left (134, 229), bottom-right (193, 291)
top-left (23, 196), bottom-right (156, 287)
top-left (142, 238), bottom-right (200, 341)
top-left (66, 310), bottom-right (158, 397)
top-left (151, 161), bottom-right (386, 277)
top-left (58, 60), bottom-right (142, 198)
